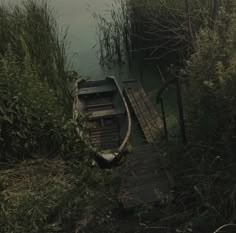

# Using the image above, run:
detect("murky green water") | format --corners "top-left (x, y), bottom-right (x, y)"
top-left (50, 0), bottom-right (111, 78)
top-left (7, 0), bottom-right (112, 78)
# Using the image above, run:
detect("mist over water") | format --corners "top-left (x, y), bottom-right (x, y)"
top-left (6, 0), bottom-right (114, 78)
top-left (51, 0), bottom-right (113, 78)
top-left (5, 0), bottom-right (168, 99)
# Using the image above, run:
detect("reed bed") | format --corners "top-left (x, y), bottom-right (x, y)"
top-left (0, 0), bottom-right (83, 159)
top-left (95, 0), bottom-right (236, 65)
top-left (0, 0), bottom-right (71, 107)
top-left (94, 0), bottom-right (132, 67)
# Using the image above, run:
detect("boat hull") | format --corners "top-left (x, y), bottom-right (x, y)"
top-left (73, 76), bottom-right (131, 162)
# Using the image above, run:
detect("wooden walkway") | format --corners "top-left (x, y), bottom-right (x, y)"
top-left (123, 80), bottom-right (163, 143)
top-left (119, 144), bottom-right (174, 209)
top-left (118, 80), bottom-right (174, 209)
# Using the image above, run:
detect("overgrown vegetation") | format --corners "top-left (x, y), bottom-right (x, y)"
top-left (0, 0), bottom-right (84, 161)
top-left (96, 0), bottom-right (236, 65)
top-left (0, 159), bottom-right (115, 233)
top-left (95, 0), bottom-right (236, 232)
top-left (178, 5), bottom-right (236, 231)
top-left (0, 0), bottom-right (70, 104)
top-left (1, 0), bottom-right (236, 232)
top-left (0, 1), bottom-right (112, 233)
top-left (94, 0), bottom-right (131, 67)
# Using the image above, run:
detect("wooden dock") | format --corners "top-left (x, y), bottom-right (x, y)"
top-left (123, 80), bottom-right (163, 143)
top-left (118, 80), bottom-right (174, 209)
top-left (119, 144), bottom-right (174, 209)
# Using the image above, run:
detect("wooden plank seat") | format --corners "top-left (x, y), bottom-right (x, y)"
top-left (79, 84), bottom-right (116, 95)
top-left (90, 126), bottom-right (120, 149)
top-left (88, 125), bottom-right (118, 134)
top-left (86, 102), bottom-right (114, 112)
top-left (88, 108), bottom-right (125, 119)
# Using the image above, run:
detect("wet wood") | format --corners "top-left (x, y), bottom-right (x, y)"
top-left (88, 108), bottom-right (125, 119)
top-left (87, 102), bottom-right (114, 112)
top-left (89, 124), bottom-right (120, 150)
top-left (78, 84), bottom-right (116, 95)
top-left (123, 80), bottom-right (163, 143)
top-left (74, 76), bottom-right (132, 162)
top-left (119, 145), bottom-right (173, 209)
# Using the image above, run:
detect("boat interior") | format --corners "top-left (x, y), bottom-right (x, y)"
top-left (78, 78), bottom-right (128, 151)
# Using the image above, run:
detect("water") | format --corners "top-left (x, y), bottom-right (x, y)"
top-left (6, 0), bottom-right (160, 84)
top-left (6, 0), bottom-right (157, 81)
top-left (51, 0), bottom-right (111, 78)
top-left (6, 0), bottom-right (110, 78)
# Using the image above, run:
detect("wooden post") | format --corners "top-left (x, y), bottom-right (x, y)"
top-left (176, 76), bottom-right (187, 144)
top-left (185, 0), bottom-right (193, 42)
top-left (156, 76), bottom-right (187, 144)
top-left (160, 98), bottom-right (168, 141)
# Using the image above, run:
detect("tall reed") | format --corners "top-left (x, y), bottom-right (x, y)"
top-left (0, 0), bottom-right (71, 109)
top-left (94, 0), bottom-right (132, 67)
top-left (0, 0), bottom-right (81, 160)
top-left (95, 0), bottom-right (236, 65)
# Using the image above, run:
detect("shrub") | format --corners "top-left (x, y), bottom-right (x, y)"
top-left (184, 6), bottom-right (236, 148)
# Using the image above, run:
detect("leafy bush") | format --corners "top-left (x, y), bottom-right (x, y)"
top-left (172, 4), bottom-right (236, 232)
top-left (184, 6), bottom-right (236, 148)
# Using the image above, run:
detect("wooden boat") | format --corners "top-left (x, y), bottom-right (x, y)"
top-left (73, 76), bottom-right (131, 162)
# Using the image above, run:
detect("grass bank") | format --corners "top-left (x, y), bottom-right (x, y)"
top-left (0, 158), bottom-right (116, 233)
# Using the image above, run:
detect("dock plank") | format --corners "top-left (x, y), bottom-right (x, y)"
top-left (79, 84), bottom-right (116, 95)
top-left (123, 80), bottom-right (163, 143)
top-left (88, 108), bottom-right (125, 119)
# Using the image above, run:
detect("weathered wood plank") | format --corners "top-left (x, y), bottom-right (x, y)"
top-left (131, 89), bottom-right (157, 141)
top-left (87, 102), bottom-right (114, 112)
top-left (88, 108), bottom-right (125, 119)
top-left (89, 125), bottom-right (118, 133)
top-left (125, 89), bottom-right (152, 142)
top-left (118, 81), bottom-right (172, 208)
top-left (79, 84), bottom-right (116, 95)
top-left (123, 80), bottom-right (163, 143)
